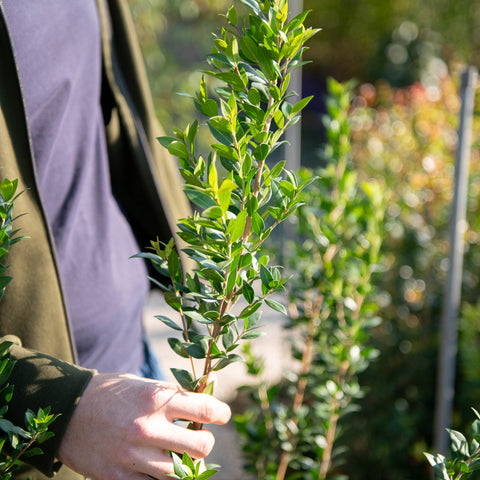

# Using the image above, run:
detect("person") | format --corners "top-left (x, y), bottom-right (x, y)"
top-left (0, 1), bottom-right (231, 479)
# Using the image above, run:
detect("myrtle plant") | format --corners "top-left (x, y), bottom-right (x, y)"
top-left (0, 341), bottom-right (58, 480)
top-left (234, 78), bottom-right (386, 480)
top-left (137, 0), bottom-right (318, 477)
top-left (425, 408), bottom-right (480, 479)
top-left (0, 177), bottom-right (58, 480)
top-left (0, 178), bottom-right (25, 302)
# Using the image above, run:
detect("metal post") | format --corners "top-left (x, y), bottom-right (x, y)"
top-left (433, 66), bottom-right (478, 455)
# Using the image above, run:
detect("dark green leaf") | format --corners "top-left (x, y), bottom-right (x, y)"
top-left (0, 276), bottom-right (12, 290)
top-left (170, 368), bottom-right (195, 391)
top-left (184, 188), bottom-right (216, 210)
top-left (168, 338), bottom-right (190, 358)
top-left (242, 281), bottom-right (255, 304)
top-left (213, 354), bottom-right (244, 371)
top-left (155, 315), bottom-right (183, 331)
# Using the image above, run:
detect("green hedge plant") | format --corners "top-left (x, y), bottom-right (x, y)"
top-left (137, 0), bottom-right (319, 477)
top-left (234, 78), bottom-right (386, 480)
top-left (0, 178), bottom-right (58, 480)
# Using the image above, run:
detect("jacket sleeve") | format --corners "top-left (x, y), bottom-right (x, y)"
top-left (4, 339), bottom-right (95, 477)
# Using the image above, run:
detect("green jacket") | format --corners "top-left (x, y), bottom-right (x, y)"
top-left (0, 0), bottom-right (190, 478)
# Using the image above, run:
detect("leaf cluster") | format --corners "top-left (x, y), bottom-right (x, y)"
top-left (425, 409), bottom-right (480, 479)
top-left (169, 452), bottom-right (219, 480)
top-left (139, 0), bottom-right (318, 397)
top-left (0, 342), bottom-right (59, 480)
top-left (0, 178), bottom-right (25, 302)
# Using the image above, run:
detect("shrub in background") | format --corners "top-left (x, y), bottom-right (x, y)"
top-left (234, 78), bottom-right (385, 480)
top-left (342, 74), bottom-right (480, 479)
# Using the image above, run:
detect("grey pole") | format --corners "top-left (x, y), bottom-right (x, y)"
top-left (433, 66), bottom-right (478, 455)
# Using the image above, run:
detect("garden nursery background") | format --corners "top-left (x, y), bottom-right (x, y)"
top-left (128, 1), bottom-right (480, 479)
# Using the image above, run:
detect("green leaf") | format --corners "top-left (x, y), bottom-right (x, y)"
top-left (222, 327), bottom-right (235, 351)
top-left (213, 354), bottom-right (244, 371)
top-left (168, 338), bottom-right (190, 358)
top-left (197, 469), bottom-right (220, 480)
top-left (170, 368), bottom-right (195, 391)
top-left (0, 276), bottom-right (12, 290)
top-left (201, 99), bottom-right (218, 118)
top-left (239, 301), bottom-right (262, 319)
top-left (248, 88), bottom-right (261, 106)
top-left (242, 281), bottom-right (255, 304)
top-left (253, 144), bottom-right (269, 162)
top-left (184, 342), bottom-right (208, 359)
top-left (157, 136), bottom-right (178, 148)
top-left (167, 141), bottom-right (190, 159)
top-left (259, 264), bottom-right (273, 289)
top-left (273, 109), bottom-right (285, 129)
top-left (226, 210), bottom-right (247, 243)
top-left (265, 298), bottom-right (287, 315)
top-left (203, 206), bottom-right (223, 219)
top-left (0, 341), bottom-right (13, 358)
top-left (448, 429), bottom-right (469, 456)
top-left (184, 188), bottom-right (216, 210)
top-left (199, 268), bottom-right (225, 285)
top-left (155, 315), bottom-right (183, 331)
top-left (22, 446), bottom-right (44, 458)
top-left (183, 310), bottom-right (214, 325)
top-left (242, 330), bottom-right (265, 339)
top-left (239, 35), bottom-right (258, 63)
top-left (290, 95), bottom-right (313, 117)
top-left (171, 451), bottom-right (189, 477)
top-left (212, 144), bottom-right (239, 162)
top-left (0, 179), bottom-right (17, 202)
top-left (164, 292), bottom-right (182, 311)
top-left (251, 212), bottom-right (264, 235)
top-left (226, 5), bottom-right (237, 26)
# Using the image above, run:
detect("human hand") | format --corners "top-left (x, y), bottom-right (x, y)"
top-left (57, 373), bottom-right (231, 480)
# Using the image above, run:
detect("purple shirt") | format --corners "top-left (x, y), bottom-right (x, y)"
top-left (3, 0), bottom-right (149, 373)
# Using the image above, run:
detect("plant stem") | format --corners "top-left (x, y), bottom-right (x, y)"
top-left (318, 361), bottom-right (350, 479)
top-left (276, 297), bottom-right (323, 480)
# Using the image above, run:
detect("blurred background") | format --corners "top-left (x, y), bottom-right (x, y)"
top-left (128, 1), bottom-right (480, 478)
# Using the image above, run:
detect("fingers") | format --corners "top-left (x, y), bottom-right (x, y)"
top-left (163, 422), bottom-right (216, 459)
top-left (120, 448), bottom-right (174, 480)
top-left (162, 389), bottom-right (231, 426)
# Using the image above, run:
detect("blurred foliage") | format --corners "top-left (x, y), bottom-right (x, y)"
top-left (235, 78), bottom-right (385, 480)
top-left (339, 74), bottom-right (480, 480)
top-left (128, 0), bottom-right (480, 124)
top-left (302, 0), bottom-right (480, 85)
top-left (127, 0), bottom-right (229, 128)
